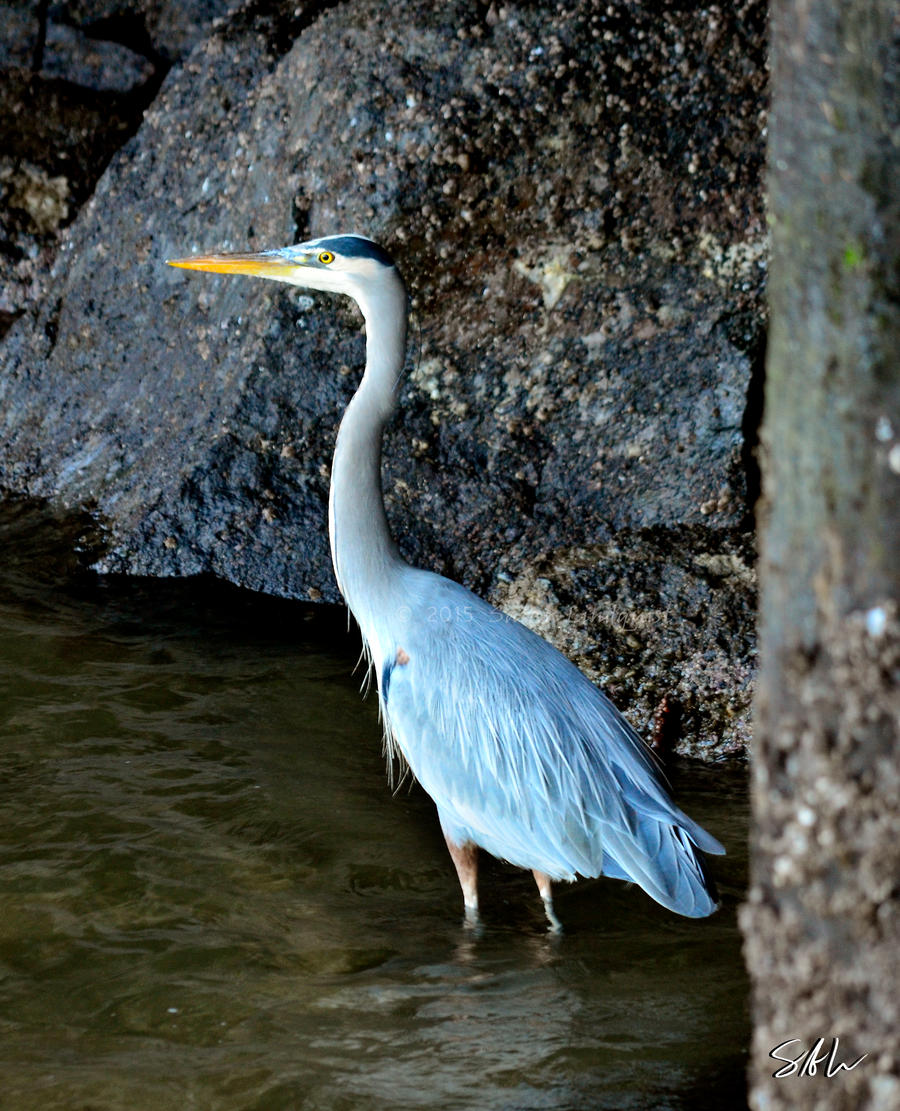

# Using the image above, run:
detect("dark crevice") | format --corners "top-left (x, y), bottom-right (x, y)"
top-left (292, 193), bottom-right (312, 242)
top-left (722, 311), bottom-right (766, 525)
top-left (75, 12), bottom-right (170, 74)
top-left (227, 0), bottom-right (346, 60)
top-left (32, 0), bottom-right (51, 73)
top-left (740, 328), bottom-right (766, 525)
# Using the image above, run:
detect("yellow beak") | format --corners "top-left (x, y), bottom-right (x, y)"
top-left (166, 252), bottom-right (302, 279)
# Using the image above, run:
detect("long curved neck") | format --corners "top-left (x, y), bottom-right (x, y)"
top-left (328, 272), bottom-right (408, 649)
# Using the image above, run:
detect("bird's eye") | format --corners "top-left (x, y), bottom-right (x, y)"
top-left (318, 250), bottom-right (335, 265)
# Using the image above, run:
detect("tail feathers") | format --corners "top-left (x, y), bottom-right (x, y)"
top-left (601, 818), bottom-right (721, 918)
top-left (617, 777), bottom-right (725, 856)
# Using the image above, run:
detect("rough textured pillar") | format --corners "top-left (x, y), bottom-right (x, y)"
top-left (742, 2), bottom-right (900, 1109)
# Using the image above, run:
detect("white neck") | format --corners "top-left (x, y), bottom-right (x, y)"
top-left (327, 270), bottom-right (409, 661)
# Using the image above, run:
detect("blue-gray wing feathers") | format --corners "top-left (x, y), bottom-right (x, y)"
top-left (379, 570), bottom-right (724, 919)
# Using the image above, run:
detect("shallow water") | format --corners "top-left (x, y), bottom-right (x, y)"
top-left (0, 503), bottom-right (750, 1110)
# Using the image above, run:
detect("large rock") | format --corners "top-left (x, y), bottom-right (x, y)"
top-left (0, 0), bottom-right (766, 755)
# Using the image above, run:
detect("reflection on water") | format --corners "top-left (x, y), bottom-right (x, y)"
top-left (0, 502), bottom-right (750, 1110)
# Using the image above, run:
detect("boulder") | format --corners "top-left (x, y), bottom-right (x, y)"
top-left (0, 0), bottom-right (766, 755)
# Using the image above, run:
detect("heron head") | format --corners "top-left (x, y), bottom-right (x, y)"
top-left (167, 234), bottom-right (400, 300)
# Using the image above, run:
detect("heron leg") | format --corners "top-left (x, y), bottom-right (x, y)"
top-left (444, 834), bottom-right (479, 924)
top-left (533, 870), bottom-right (563, 933)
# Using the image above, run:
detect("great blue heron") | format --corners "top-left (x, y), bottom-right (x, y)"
top-left (168, 234), bottom-right (724, 930)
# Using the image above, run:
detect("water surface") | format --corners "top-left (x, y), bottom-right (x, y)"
top-left (0, 503), bottom-right (750, 1109)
